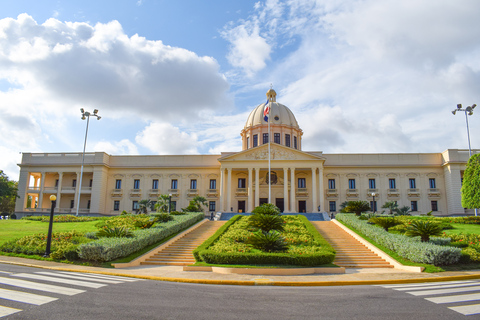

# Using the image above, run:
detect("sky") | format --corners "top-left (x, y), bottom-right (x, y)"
top-left (0, 0), bottom-right (479, 180)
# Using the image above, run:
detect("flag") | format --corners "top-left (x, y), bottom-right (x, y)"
top-left (263, 99), bottom-right (270, 122)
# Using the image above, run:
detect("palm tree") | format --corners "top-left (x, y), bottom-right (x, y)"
top-left (405, 220), bottom-right (442, 242)
top-left (192, 196), bottom-right (207, 212)
top-left (394, 206), bottom-right (411, 216)
top-left (344, 201), bottom-right (372, 216)
top-left (155, 194), bottom-right (170, 213)
top-left (382, 201), bottom-right (398, 215)
top-left (138, 199), bottom-right (151, 214)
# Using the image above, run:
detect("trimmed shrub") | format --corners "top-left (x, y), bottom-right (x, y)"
top-left (78, 212), bottom-right (203, 262)
top-left (336, 213), bottom-right (461, 265)
top-left (251, 203), bottom-right (281, 216)
top-left (170, 211), bottom-right (186, 215)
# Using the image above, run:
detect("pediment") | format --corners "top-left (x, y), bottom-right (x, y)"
top-left (219, 144), bottom-right (325, 162)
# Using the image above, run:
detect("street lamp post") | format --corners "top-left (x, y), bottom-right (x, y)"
top-left (370, 192), bottom-right (377, 214)
top-left (452, 104), bottom-right (477, 217)
top-left (76, 109), bottom-right (101, 216)
top-left (43, 195), bottom-right (57, 257)
top-left (168, 194), bottom-right (172, 213)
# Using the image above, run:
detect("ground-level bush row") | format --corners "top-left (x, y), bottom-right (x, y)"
top-left (78, 212), bottom-right (204, 262)
top-left (336, 213), bottom-right (461, 266)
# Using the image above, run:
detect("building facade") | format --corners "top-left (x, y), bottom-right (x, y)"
top-left (15, 89), bottom-right (477, 217)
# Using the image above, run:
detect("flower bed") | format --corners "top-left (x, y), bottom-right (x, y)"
top-left (193, 215), bottom-right (335, 267)
top-left (336, 213), bottom-right (461, 265)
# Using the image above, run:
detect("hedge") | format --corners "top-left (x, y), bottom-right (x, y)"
top-left (336, 213), bottom-right (461, 265)
top-left (194, 215), bottom-right (335, 267)
top-left (78, 212), bottom-right (203, 262)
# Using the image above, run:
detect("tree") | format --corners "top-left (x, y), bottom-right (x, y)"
top-left (382, 201), bottom-right (398, 215)
top-left (192, 196), bottom-right (207, 212)
top-left (344, 201), bottom-right (371, 216)
top-left (394, 206), bottom-right (411, 216)
top-left (405, 220), bottom-right (442, 242)
top-left (339, 201), bottom-right (349, 213)
top-left (138, 199), bottom-right (151, 214)
top-left (462, 154), bottom-right (480, 209)
top-left (155, 194), bottom-right (170, 213)
top-left (369, 217), bottom-right (400, 232)
top-left (0, 171), bottom-right (18, 214)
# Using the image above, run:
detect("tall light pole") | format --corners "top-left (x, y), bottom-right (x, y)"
top-left (370, 192), bottom-right (377, 214)
top-left (452, 103), bottom-right (477, 216)
top-left (76, 109), bottom-right (101, 216)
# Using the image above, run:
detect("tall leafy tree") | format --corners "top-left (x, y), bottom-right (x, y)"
top-left (382, 201), bottom-right (399, 215)
top-left (462, 154), bottom-right (480, 209)
top-left (344, 201), bottom-right (371, 216)
top-left (155, 194), bottom-right (170, 213)
top-left (138, 199), bottom-right (151, 214)
top-left (0, 171), bottom-right (18, 214)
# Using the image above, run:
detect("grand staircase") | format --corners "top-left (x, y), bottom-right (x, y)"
top-left (141, 221), bottom-right (226, 266)
top-left (312, 221), bottom-right (393, 268)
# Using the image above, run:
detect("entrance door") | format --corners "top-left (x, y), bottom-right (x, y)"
top-left (238, 201), bottom-right (246, 213)
top-left (275, 198), bottom-right (284, 213)
top-left (298, 200), bottom-right (306, 213)
top-left (259, 198), bottom-right (268, 206)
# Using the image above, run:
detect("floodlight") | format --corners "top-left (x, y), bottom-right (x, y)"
top-left (81, 115), bottom-right (86, 120)
top-left (472, 104), bottom-right (477, 110)
top-left (80, 108), bottom-right (84, 113)
top-left (452, 110), bottom-right (457, 115)
top-left (93, 109), bottom-right (98, 115)
top-left (457, 104), bottom-right (462, 109)
top-left (97, 116), bottom-right (101, 120)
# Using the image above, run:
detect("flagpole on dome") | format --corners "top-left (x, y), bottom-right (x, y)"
top-left (263, 85), bottom-right (272, 204)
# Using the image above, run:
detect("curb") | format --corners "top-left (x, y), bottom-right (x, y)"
top-left (2, 258), bottom-right (480, 286)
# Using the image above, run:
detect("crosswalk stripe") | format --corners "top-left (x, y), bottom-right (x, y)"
top-left (0, 306), bottom-right (22, 317)
top-left (407, 285), bottom-right (480, 296)
top-left (395, 282), bottom-right (480, 291)
top-left (378, 280), bottom-right (477, 289)
top-left (426, 292), bottom-right (480, 304)
top-left (57, 271), bottom-right (140, 282)
top-left (35, 272), bottom-right (123, 284)
top-left (0, 276), bottom-right (85, 296)
top-left (0, 288), bottom-right (57, 305)
top-left (448, 303), bottom-right (480, 316)
top-left (12, 273), bottom-right (106, 289)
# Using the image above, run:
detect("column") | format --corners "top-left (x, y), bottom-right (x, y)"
top-left (283, 168), bottom-right (289, 213)
top-left (255, 168), bottom-right (260, 207)
top-left (247, 168), bottom-right (253, 212)
top-left (318, 168), bottom-right (324, 212)
top-left (227, 168), bottom-right (232, 212)
top-left (219, 168), bottom-right (224, 212)
top-left (15, 169), bottom-right (30, 212)
top-left (56, 172), bottom-right (63, 212)
top-left (311, 168), bottom-right (317, 212)
top-left (290, 167), bottom-right (296, 212)
top-left (37, 173), bottom-right (46, 210)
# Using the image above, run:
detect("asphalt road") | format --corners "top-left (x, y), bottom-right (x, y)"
top-left (0, 263), bottom-right (478, 319)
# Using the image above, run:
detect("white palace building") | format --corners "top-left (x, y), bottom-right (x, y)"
top-left (15, 89), bottom-right (477, 217)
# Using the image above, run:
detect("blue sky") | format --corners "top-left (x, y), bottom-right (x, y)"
top-left (1, 0), bottom-right (479, 180)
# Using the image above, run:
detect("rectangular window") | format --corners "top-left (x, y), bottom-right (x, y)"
top-left (171, 201), bottom-right (177, 211)
top-left (285, 134), bottom-right (291, 147)
top-left (87, 200), bottom-right (91, 209)
top-left (370, 201), bottom-right (377, 212)
top-left (113, 200), bottom-right (120, 211)
top-left (171, 179), bottom-right (178, 189)
top-left (429, 178), bottom-right (436, 189)
top-left (246, 137), bottom-right (250, 149)
top-left (152, 179), bottom-right (159, 190)
top-left (263, 133), bottom-right (269, 144)
top-left (348, 179), bottom-right (356, 189)
top-left (132, 200), bottom-right (139, 211)
top-left (209, 179), bottom-right (216, 189)
top-left (115, 179), bottom-right (122, 189)
top-left (70, 199), bottom-right (74, 209)
top-left (431, 201), bottom-right (438, 212)
top-left (253, 134), bottom-right (258, 147)
top-left (72, 179), bottom-right (76, 188)
top-left (209, 201), bottom-right (216, 212)
top-left (89, 179), bottom-right (93, 187)
top-left (238, 178), bottom-right (246, 188)
top-left (409, 178), bottom-right (416, 189)
top-left (55, 179), bottom-right (59, 187)
top-left (328, 179), bottom-right (336, 189)
top-left (368, 179), bottom-right (376, 189)
top-left (411, 201), bottom-right (418, 212)
top-left (389, 178), bottom-right (396, 189)
top-left (298, 178), bottom-right (306, 188)
top-left (329, 201), bottom-right (336, 212)
top-left (133, 179), bottom-right (140, 189)
top-left (294, 136), bottom-right (297, 149)
top-left (150, 201), bottom-right (157, 210)
top-left (274, 133), bottom-right (280, 144)
top-left (190, 179), bottom-right (197, 189)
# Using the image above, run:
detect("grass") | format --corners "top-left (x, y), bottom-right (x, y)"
top-left (189, 262), bottom-right (339, 269)
top-left (0, 220), bottom-right (99, 245)
top-left (336, 220), bottom-right (443, 273)
top-left (444, 223), bottom-right (480, 235)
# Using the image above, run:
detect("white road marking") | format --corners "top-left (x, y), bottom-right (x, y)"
top-left (378, 280), bottom-right (477, 289)
top-left (0, 276), bottom-right (85, 296)
top-left (0, 288), bottom-right (57, 305)
top-left (57, 271), bottom-right (141, 282)
top-left (426, 292), bottom-right (480, 304)
top-left (12, 273), bottom-right (106, 289)
top-left (395, 282), bottom-right (480, 291)
top-left (407, 285), bottom-right (480, 296)
top-left (449, 303), bottom-right (480, 316)
top-left (36, 272), bottom-right (123, 284)
top-left (0, 306), bottom-right (21, 317)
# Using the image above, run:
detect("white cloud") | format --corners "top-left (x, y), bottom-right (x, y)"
top-left (94, 139), bottom-right (139, 155)
top-left (135, 122), bottom-right (199, 155)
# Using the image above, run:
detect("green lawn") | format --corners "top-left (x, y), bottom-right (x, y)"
top-left (0, 220), bottom-right (99, 245)
top-left (444, 223), bottom-right (480, 235)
